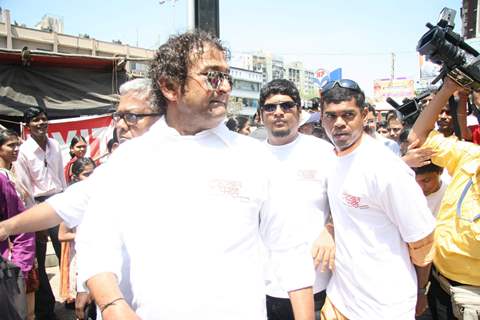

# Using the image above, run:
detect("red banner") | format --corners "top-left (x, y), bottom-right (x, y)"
top-left (22, 114), bottom-right (114, 166)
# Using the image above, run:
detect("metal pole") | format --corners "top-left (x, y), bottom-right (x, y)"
top-left (187, 0), bottom-right (195, 31)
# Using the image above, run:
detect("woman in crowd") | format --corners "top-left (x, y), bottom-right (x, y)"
top-left (64, 135), bottom-right (88, 184)
top-left (59, 157), bottom-right (96, 309)
top-left (0, 129), bottom-right (37, 320)
top-left (225, 115), bottom-right (251, 135)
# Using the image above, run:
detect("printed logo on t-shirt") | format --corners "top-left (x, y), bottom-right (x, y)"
top-left (342, 192), bottom-right (369, 209)
top-left (208, 179), bottom-right (250, 202)
top-left (296, 169), bottom-right (322, 182)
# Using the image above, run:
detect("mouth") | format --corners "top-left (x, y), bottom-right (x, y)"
top-left (210, 100), bottom-right (227, 107)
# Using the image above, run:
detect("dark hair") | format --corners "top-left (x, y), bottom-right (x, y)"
top-left (149, 30), bottom-right (229, 115)
top-left (69, 135), bottom-right (87, 158)
top-left (398, 127), bottom-right (411, 144)
top-left (365, 103), bottom-right (376, 116)
top-left (225, 116), bottom-right (249, 133)
top-left (23, 107), bottom-right (47, 124)
top-left (0, 129), bottom-right (19, 146)
top-left (320, 85), bottom-right (365, 110)
top-left (377, 120), bottom-right (387, 129)
top-left (259, 79), bottom-right (301, 107)
top-left (71, 157), bottom-right (96, 182)
top-left (413, 163), bottom-right (443, 175)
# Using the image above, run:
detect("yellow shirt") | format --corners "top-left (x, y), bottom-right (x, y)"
top-left (424, 131), bottom-right (480, 286)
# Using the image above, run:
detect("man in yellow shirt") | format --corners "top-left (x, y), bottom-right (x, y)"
top-left (409, 77), bottom-right (480, 319)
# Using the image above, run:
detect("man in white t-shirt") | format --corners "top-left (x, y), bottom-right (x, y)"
top-left (413, 163), bottom-right (448, 217)
top-left (319, 79), bottom-right (436, 320)
top-left (259, 79), bottom-right (336, 320)
top-left (75, 31), bottom-right (314, 320)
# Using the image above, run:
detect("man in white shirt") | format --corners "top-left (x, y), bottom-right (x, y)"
top-left (0, 78), bottom-right (160, 320)
top-left (14, 106), bottom-right (66, 320)
top-left (413, 163), bottom-right (448, 217)
top-left (363, 104), bottom-right (401, 155)
top-left (259, 79), bottom-right (335, 320)
top-left (75, 31), bottom-right (314, 320)
top-left (319, 79), bottom-right (436, 320)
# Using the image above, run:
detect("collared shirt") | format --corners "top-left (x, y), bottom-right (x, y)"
top-left (75, 117), bottom-right (314, 320)
top-left (424, 130), bottom-right (480, 286)
top-left (14, 136), bottom-right (66, 200)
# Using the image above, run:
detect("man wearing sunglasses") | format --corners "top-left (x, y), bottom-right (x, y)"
top-left (259, 79), bottom-right (335, 320)
top-left (319, 79), bottom-right (436, 320)
top-left (112, 78), bottom-right (162, 143)
top-left (409, 78), bottom-right (480, 320)
top-left (71, 31), bottom-right (315, 320)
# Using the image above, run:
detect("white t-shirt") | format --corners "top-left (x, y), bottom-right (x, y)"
top-left (265, 134), bottom-right (335, 297)
top-left (426, 180), bottom-right (449, 217)
top-left (75, 118), bottom-right (314, 320)
top-left (326, 135), bottom-right (435, 320)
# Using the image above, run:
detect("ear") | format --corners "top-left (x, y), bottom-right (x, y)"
top-left (361, 106), bottom-right (369, 118)
top-left (158, 79), bottom-right (179, 103)
top-left (258, 110), bottom-right (265, 124)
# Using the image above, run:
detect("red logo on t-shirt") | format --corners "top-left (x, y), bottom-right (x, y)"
top-left (342, 193), bottom-right (369, 209)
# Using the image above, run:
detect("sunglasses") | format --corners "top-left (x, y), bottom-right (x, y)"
top-left (261, 101), bottom-right (297, 113)
top-left (321, 79), bottom-right (361, 93)
top-left (112, 112), bottom-right (161, 125)
top-left (199, 71), bottom-right (233, 91)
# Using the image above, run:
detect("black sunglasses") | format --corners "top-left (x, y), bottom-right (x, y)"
top-left (261, 101), bottom-right (297, 113)
top-left (112, 112), bottom-right (161, 125)
top-left (321, 79), bottom-right (361, 93)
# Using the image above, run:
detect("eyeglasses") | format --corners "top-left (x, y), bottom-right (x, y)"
top-left (112, 112), bottom-right (161, 125)
top-left (199, 71), bottom-right (233, 91)
top-left (321, 79), bottom-right (362, 93)
top-left (261, 101), bottom-right (297, 113)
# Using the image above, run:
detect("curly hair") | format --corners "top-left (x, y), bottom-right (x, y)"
top-left (149, 30), bottom-right (229, 115)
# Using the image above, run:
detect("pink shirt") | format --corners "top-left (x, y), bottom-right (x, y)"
top-left (14, 136), bottom-right (66, 201)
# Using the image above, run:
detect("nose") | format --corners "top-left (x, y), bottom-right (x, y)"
top-left (115, 117), bottom-right (129, 133)
top-left (333, 116), bottom-right (346, 128)
top-left (216, 77), bottom-right (232, 94)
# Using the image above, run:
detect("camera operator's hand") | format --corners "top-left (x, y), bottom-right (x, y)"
top-left (443, 76), bottom-right (464, 94)
top-left (402, 139), bottom-right (435, 168)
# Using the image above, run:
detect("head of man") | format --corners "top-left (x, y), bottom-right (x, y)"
top-left (113, 78), bottom-right (160, 143)
top-left (387, 116), bottom-right (404, 142)
top-left (320, 79), bottom-right (366, 154)
top-left (363, 103), bottom-right (377, 136)
top-left (376, 121), bottom-right (389, 137)
top-left (437, 102), bottom-right (454, 136)
top-left (149, 31), bottom-right (231, 135)
top-left (413, 163), bottom-right (443, 196)
top-left (23, 107), bottom-right (48, 141)
top-left (259, 79), bottom-right (302, 145)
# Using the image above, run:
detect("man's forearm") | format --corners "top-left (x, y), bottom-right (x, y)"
top-left (415, 264), bottom-right (432, 290)
top-left (409, 77), bottom-right (460, 145)
top-left (288, 286), bottom-right (314, 320)
top-left (0, 203), bottom-right (62, 239)
top-left (87, 272), bottom-right (139, 320)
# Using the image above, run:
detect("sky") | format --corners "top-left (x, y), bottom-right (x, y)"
top-left (2, 0), bottom-right (463, 96)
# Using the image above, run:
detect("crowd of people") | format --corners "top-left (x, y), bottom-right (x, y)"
top-left (0, 30), bottom-right (478, 320)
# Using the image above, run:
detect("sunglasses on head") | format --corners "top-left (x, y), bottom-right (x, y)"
top-left (261, 101), bottom-right (297, 113)
top-left (200, 71), bottom-right (233, 91)
top-left (321, 79), bottom-right (361, 93)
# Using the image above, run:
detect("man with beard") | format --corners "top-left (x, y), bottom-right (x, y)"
top-left (75, 31), bottom-right (314, 320)
top-left (363, 104), bottom-right (400, 155)
top-left (319, 79), bottom-right (435, 320)
top-left (259, 79), bottom-right (335, 320)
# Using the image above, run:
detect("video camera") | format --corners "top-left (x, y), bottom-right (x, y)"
top-left (417, 8), bottom-right (480, 91)
top-left (386, 92), bottom-right (430, 127)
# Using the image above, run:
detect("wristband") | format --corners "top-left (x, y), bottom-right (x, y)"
top-left (418, 281), bottom-right (431, 296)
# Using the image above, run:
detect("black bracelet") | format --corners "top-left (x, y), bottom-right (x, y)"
top-left (100, 297), bottom-right (125, 314)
